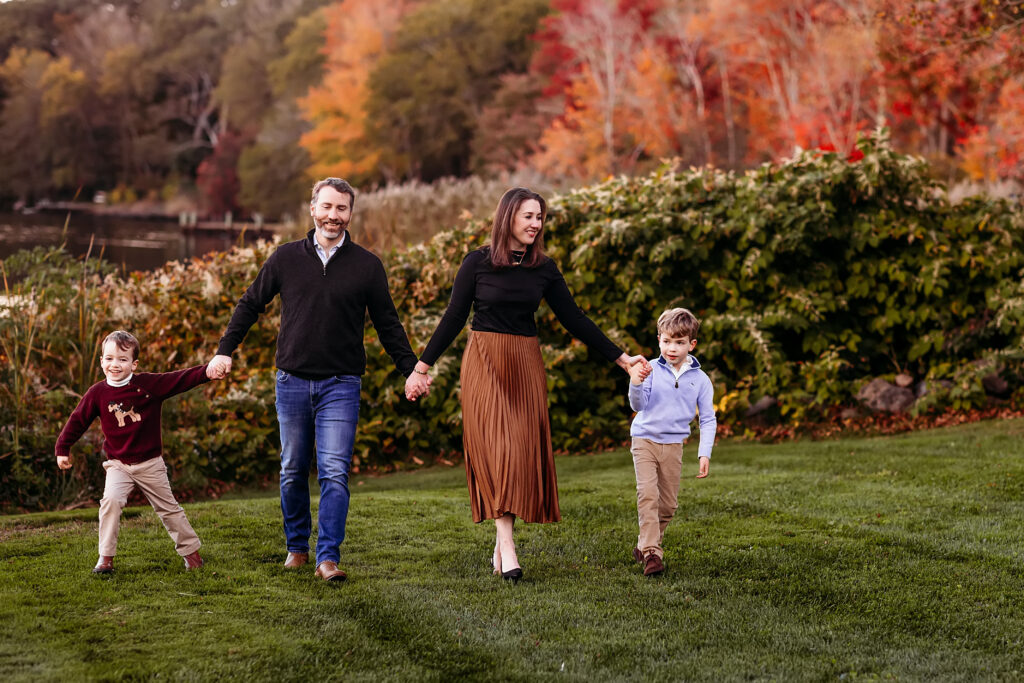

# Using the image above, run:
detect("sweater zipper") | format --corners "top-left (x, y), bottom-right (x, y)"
top-left (322, 246), bottom-right (342, 276)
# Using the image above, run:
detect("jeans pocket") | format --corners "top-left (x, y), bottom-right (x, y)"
top-left (276, 370), bottom-right (290, 383)
top-left (333, 374), bottom-right (361, 387)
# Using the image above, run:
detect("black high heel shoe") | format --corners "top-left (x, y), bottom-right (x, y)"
top-left (501, 567), bottom-right (523, 582)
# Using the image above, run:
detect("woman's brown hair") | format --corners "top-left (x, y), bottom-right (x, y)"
top-left (488, 187), bottom-right (547, 268)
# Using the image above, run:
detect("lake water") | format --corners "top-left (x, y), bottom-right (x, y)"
top-left (0, 211), bottom-right (281, 272)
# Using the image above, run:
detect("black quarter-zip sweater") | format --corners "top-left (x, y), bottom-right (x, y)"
top-left (216, 229), bottom-right (417, 379)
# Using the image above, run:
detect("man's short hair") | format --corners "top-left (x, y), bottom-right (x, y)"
top-left (102, 330), bottom-right (140, 360)
top-left (657, 308), bottom-right (700, 339)
top-left (310, 178), bottom-right (356, 207)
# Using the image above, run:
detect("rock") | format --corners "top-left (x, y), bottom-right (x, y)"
top-left (894, 372), bottom-right (914, 388)
top-left (856, 377), bottom-right (915, 413)
top-left (982, 373), bottom-right (1009, 397)
top-left (839, 407), bottom-right (861, 420)
top-left (745, 395), bottom-right (777, 417)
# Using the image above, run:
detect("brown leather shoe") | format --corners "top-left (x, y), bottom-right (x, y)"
top-left (92, 556), bottom-right (114, 574)
top-left (284, 552), bottom-right (309, 569)
top-left (314, 560), bottom-right (347, 582)
top-left (632, 547), bottom-right (644, 565)
top-left (643, 552), bottom-right (664, 576)
top-left (183, 550), bottom-right (204, 570)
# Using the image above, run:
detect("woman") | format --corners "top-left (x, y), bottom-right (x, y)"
top-left (404, 188), bottom-right (648, 581)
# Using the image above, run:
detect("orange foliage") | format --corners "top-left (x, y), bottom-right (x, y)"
top-left (529, 0), bottom-right (661, 181)
top-left (710, 0), bottom-right (881, 160)
top-left (878, 0), bottom-right (1024, 164)
top-left (299, 0), bottom-right (421, 183)
top-left (530, 0), bottom-right (884, 177)
top-left (959, 76), bottom-right (1024, 182)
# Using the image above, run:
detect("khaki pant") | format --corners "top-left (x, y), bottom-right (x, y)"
top-left (98, 457), bottom-right (201, 558)
top-left (631, 437), bottom-right (683, 559)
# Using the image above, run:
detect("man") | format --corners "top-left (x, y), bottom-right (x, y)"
top-left (209, 178), bottom-right (431, 582)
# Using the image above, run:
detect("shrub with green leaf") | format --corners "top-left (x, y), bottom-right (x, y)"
top-left (3, 129), bottom-right (1023, 511)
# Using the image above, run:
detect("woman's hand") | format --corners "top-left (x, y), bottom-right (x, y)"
top-left (616, 353), bottom-right (651, 380)
top-left (405, 362), bottom-right (433, 401)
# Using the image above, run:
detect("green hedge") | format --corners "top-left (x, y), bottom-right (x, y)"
top-left (3, 129), bottom-right (1023, 511)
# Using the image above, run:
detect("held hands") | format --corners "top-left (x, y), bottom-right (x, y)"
top-left (617, 353), bottom-right (652, 384)
top-left (207, 354), bottom-right (232, 380)
top-left (696, 456), bottom-right (710, 478)
top-left (627, 361), bottom-right (649, 386)
top-left (405, 363), bottom-right (433, 401)
top-left (57, 455), bottom-right (72, 470)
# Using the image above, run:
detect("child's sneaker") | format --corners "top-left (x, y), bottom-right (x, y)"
top-left (642, 552), bottom-right (664, 576)
top-left (92, 556), bottom-right (114, 574)
top-left (183, 551), bottom-right (204, 570)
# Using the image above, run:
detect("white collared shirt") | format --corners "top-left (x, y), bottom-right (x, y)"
top-left (314, 234), bottom-right (345, 266)
top-left (668, 355), bottom-right (695, 381)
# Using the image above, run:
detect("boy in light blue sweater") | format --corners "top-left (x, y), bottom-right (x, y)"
top-left (627, 308), bottom-right (716, 576)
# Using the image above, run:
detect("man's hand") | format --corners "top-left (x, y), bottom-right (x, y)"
top-left (696, 456), bottom-right (710, 478)
top-left (57, 455), bottom-right (72, 470)
top-left (208, 354), bottom-right (232, 379)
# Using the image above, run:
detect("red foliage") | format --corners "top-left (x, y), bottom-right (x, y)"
top-left (195, 130), bottom-right (248, 218)
top-left (529, 0), bottom-right (663, 104)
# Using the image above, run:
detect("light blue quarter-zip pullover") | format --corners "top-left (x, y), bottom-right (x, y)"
top-left (628, 355), bottom-right (716, 459)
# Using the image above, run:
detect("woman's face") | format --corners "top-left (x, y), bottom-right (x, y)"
top-left (509, 199), bottom-right (543, 251)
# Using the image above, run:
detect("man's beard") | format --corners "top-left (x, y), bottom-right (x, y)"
top-left (315, 217), bottom-right (347, 238)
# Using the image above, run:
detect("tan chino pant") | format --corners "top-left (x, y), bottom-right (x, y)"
top-left (98, 457), bottom-right (201, 557)
top-left (631, 437), bottom-right (683, 559)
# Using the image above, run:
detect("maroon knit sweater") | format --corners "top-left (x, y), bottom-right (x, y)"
top-left (55, 365), bottom-right (210, 464)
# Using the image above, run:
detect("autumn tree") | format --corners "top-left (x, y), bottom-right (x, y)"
top-left (362, 0), bottom-right (550, 182)
top-left (196, 129), bottom-right (245, 217)
top-left (528, 0), bottom-right (663, 180)
top-left (239, 9), bottom-right (328, 220)
top-left (959, 76), bottom-right (1024, 182)
top-left (300, 0), bottom-right (419, 186)
top-left (0, 48), bottom-right (92, 203)
top-left (699, 0), bottom-right (884, 162)
top-left (878, 0), bottom-right (1024, 178)
top-left (471, 72), bottom-right (554, 174)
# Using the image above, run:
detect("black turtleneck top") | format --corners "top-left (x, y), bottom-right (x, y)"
top-left (419, 247), bottom-right (622, 365)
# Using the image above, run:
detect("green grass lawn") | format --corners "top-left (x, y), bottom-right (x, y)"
top-left (3, 420), bottom-right (1024, 682)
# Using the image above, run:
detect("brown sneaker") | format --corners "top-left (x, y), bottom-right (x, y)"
top-left (314, 560), bottom-right (347, 582)
top-left (643, 552), bottom-right (664, 576)
top-left (284, 552), bottom-right (309, 569)
top-left (632, 547), bottom-right (644, 565)
top-left (92, 556), bottom-right (114, 574)
top-left (183, 550), bottom-right (204, 570)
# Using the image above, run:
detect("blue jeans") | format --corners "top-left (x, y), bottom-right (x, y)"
top-left (275, 370), bottom-right (360, 565)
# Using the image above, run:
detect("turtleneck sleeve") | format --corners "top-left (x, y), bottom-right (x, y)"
top-left (541, 260), bottom-right (623, 362)
top-left (419, 251), bottom-right (481, 365)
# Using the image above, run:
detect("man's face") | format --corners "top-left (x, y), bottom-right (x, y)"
top-left (310, 186), bottom-right (353, 245)
top-left (658, 333), bottom-right (697, 369)
top-left (100, 340), bottom-right (138, 382)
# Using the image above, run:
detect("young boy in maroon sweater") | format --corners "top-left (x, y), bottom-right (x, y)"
top-left (55, 331), bottom-right (220, 574)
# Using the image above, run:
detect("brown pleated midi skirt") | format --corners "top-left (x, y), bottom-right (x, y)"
top-left (460, 331), bottom-right (561, 524)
